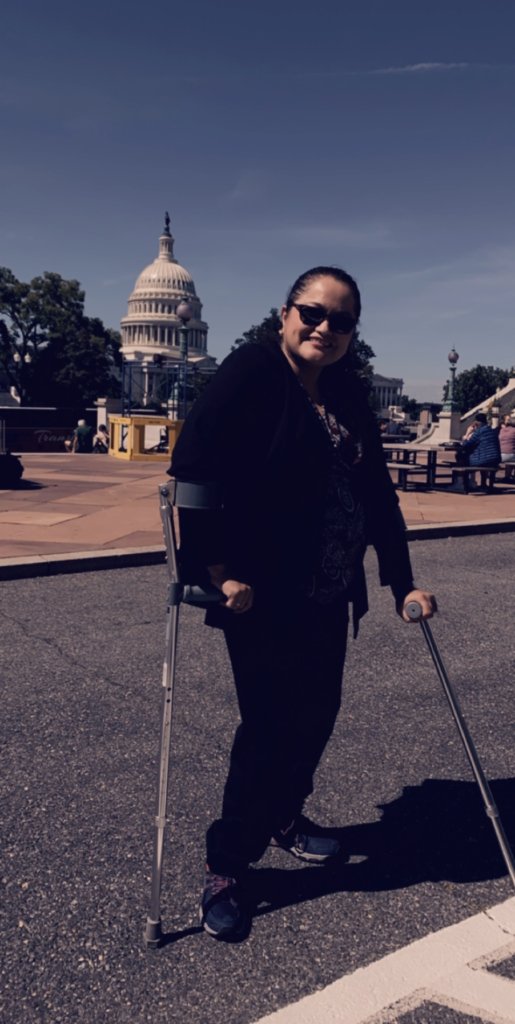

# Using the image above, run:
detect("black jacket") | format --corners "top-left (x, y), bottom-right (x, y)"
top-left (169, 341), bottom-right (415, 632)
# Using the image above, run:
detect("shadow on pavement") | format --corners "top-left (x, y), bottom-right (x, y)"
top-left (246, 777), bottom-right (515, 918)
top-left (3, 479), bottom-right (45, 490)
top-left (157, 924), bottom-right (204, 947)
top-left (156, 778), bottom-right (515, 945)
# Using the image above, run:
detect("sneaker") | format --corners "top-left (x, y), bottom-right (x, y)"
top-left (199, 866), bottom-right (249, 939)
top-left (272, 821), bottom-right (342, 864)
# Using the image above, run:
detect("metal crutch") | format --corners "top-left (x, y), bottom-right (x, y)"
top-left (144, 479), bottom-right (223, 948)
top-left (406, 600), bottom-right (515, 890)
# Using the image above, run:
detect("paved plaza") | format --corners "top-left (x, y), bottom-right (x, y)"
top-left (0, 453), bottom-right (514, 574)
top-left (0, 454), bottom-right (514, 1023)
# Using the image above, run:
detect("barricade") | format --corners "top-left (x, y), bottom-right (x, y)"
top-left (108, 416), bottom-right (183, 462)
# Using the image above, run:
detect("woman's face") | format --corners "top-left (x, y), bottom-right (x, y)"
top-left (280, 275), bottom-right (356, 375)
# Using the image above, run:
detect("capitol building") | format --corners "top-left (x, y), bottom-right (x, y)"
top-left (120, 214), bottom-right (215, 406)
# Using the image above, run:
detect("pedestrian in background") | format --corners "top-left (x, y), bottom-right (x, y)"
top-left (92, 424), bottom-right (109, 453)
top-left (170, 265), bottom-right (436, 940)
top-left (72, 419), bottom-right (93, 453)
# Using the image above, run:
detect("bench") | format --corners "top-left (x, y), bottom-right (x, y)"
top-left (447, 465), bottom-right (502, 494)
top-left (386, 462), bottom-right (428, 491)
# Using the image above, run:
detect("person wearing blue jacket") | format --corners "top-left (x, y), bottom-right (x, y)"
top-left (461, 413), bottom-right (501, 467)
top-left (460, 413), bottom-right (501, 489)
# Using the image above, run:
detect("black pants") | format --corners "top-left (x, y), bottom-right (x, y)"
top-left (206, 596), bottom-right (349, 876)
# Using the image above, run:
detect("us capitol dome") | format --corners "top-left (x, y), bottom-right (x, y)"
top-left (120, 213), bottom-right (215, 373)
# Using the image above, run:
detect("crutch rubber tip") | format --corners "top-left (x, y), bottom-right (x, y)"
top-left (144, 919), bottom-right (163, 948)
top-left (405, 600), bottom-right (423, 621)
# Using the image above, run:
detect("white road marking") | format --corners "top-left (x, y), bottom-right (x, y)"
top-left (251, 896), bottom-right (515, 1024)
top-left (434, 965), bottom-right (515, 1020)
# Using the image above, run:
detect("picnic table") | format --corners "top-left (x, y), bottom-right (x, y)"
top-left (383, 444), bottom-right (439, 490)
top-left (384, 443), bottom-right (512, 493)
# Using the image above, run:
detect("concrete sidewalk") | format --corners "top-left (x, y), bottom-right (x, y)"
top-left (0, 453), bottom-right (514, 577)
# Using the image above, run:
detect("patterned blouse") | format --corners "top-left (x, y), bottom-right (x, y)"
top-left (301, 387), bottom-right (366, 605)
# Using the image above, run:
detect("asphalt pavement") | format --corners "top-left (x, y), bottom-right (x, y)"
top-left (1, 534), bottom-right (514, 1024)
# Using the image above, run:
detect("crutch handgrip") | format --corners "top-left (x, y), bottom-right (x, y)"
top-left (182, 584), bottom-right (225, 606)
top-left (405, 600), bottom-right (423, 621)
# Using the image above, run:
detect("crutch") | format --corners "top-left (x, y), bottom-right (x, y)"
top-left (406, 600), bottom-right (515, 890)
top-left (144, 479), bottom-right (223, 948)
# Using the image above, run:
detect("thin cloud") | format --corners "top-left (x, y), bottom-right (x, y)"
top-left (209, 221), bottom-right (397, 251)
top-left (288, 62), bottom-right (513, 83)
top-left (394, 245), bottom-right (515, 292)
top-left (371, 62), bottom-right (472, 75)
top-left (284, 223), bottom-right (396, 250)
top-left (221, 170), bottom-right (269, 206)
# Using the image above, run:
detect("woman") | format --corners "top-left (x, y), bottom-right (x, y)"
top-left (499, 413), bottom-right (515, 480)
top-left (170, 266), bottom-right (435, 940)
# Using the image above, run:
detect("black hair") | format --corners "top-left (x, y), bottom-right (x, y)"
top-left (284, 266), bottom-right (361, 321)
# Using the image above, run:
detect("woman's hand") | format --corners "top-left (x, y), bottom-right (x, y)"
top-left (220, 579), bottom-right (254, 614)
top-left (208, 564), bottom-right (254, 614)
top-left (398, 589), bottom-right (437, 623)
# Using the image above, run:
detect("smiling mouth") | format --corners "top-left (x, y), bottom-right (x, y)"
top-left (309, 338), bottom-right (333, 349)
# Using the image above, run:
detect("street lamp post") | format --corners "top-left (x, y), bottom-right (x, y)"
top-left (443, 347), bottom-right (459, 412)
top-left (121, 359), bottom-right (133, 415)
top-left (12, 349), bottom-right (32, 403)
top-left (176, 300), bottom-right (193, 420)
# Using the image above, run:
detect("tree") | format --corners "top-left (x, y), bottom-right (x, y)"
top-left (346, 330), bottom-right (375, 390)
top-left (0, 267), bottom-right (120, 405)
top-left (231, 309), bottom-right (376, 386)
top-left (400, 395), bottom-right (422, 419)
top-left (31, 318), bottom-right (121, 407)
top-left (231, 308), bottom-right (282, 349)
top-left (450, 365), bottom-right (511, 413)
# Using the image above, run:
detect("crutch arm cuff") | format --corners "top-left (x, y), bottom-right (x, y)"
top-left (168, 477), bottom-right (223, 510)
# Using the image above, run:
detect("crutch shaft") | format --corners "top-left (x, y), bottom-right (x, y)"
top-left (145, 480), bottom-right (224, 947)
top-left (406, 601), bottom-right (515, 889)
top-left (145, 603), bottom-right (180, 945)
top-left (144, 486), bottom-right (182, 947)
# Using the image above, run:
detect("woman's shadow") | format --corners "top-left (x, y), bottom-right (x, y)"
top-left (245, 776), bottom-right (515, 919)
top-left (158, 777), bottom-right (515, 945)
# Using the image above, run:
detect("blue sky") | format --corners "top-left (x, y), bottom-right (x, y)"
top-left (1, 0), bottom-right (515, 400)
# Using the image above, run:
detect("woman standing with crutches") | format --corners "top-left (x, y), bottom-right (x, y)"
top-left (170, 266), bottom-right (436, 940)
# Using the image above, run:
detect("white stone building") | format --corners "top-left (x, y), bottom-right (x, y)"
top-left (372, 373), bottom-right (404, 416)
top-left (120, 214), bottom-right (216, 407)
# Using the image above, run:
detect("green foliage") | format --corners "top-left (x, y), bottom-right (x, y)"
top-left (400, 395), bottom-right (422, 419)
top-left (0, 267), bottom-right (120, 405)
top-left (347, 330), bottom-right (375, 389)
top-left (451, 364), bottom-right (511, 413)
top-left (231, 308), bottom-right (282, 350)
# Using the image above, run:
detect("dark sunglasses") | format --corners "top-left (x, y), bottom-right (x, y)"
top-left (293, 303), bottom-right (356, 334)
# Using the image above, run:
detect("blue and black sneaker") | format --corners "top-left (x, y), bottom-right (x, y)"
top-left (199, 866), bottom-right (250, 939)
top-left (272, 820), bottom-right (342, 864)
